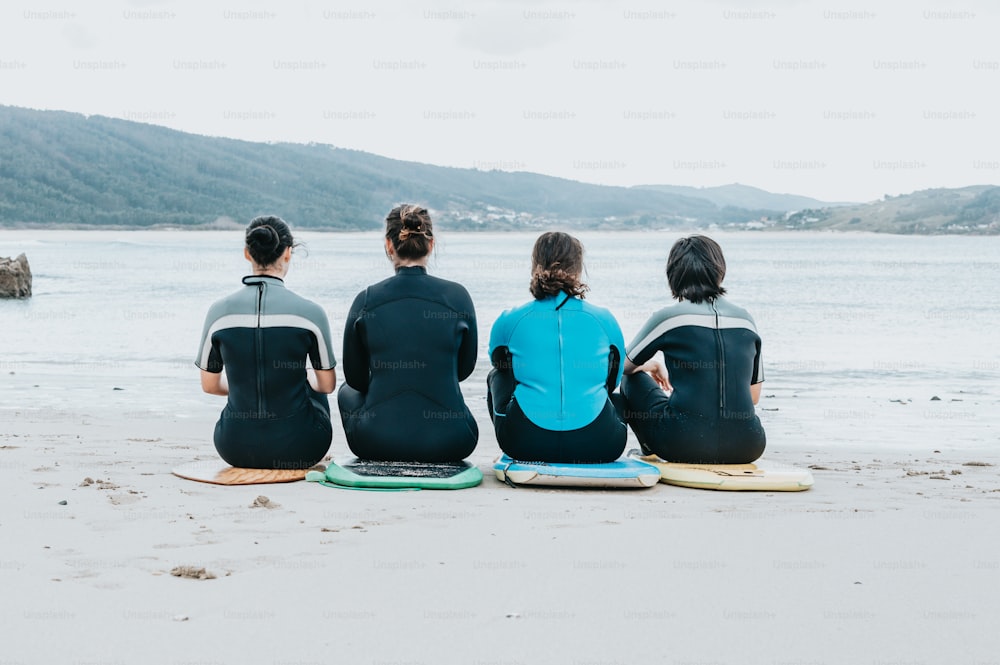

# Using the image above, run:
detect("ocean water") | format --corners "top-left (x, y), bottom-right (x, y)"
top-left (2, 230), bottom-right (999, 449)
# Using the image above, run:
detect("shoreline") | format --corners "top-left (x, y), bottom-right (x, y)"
top-left (3, 224), bottom-right (1000, 236)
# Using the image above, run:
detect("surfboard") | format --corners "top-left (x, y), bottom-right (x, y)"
top-left (307, 458), bottom-right (483, 490)
top-left (172, 461), bottom-right (324, 485)
top-left (493, 455), bottom-right (661, 488)
top-left (633, 454), bottom-right (814, 491)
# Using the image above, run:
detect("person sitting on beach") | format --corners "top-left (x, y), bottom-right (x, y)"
top-left (488, 231), bottom-right (626, 463)
top-left (621, 235), bottom-right (765, 464)
top-left (196, 216), bottom-right (336, 469)
top-left (337, 204), bottom-right (479, 462)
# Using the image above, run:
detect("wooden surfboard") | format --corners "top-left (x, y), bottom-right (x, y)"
top-left (172, 461), bottom-right (324, 485)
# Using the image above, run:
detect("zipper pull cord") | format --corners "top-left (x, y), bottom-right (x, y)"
top-left (712, 301), bottom-right (724, 410)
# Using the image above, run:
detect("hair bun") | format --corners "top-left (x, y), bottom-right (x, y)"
top-left (399, 205), bottom-right (423, 230)
top-left (248, 225), bottom-right (280, 251)
top-left (535, 266), bottom-right (571, 286)
top-left (386, 204), bottom-right (434, 259)
top-left (396, 205), bottom-right (432, 241)
top-left (245, 216), bottom-right (295, 267)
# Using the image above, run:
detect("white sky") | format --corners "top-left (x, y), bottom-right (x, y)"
top-left (1, 0), bottom-right (998, 202)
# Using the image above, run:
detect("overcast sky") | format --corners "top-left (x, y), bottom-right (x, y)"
top-left (2, 0), bottom-right (998, 202)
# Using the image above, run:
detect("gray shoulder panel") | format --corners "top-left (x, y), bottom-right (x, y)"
top-left (626, 298), bottom-right (759, 363)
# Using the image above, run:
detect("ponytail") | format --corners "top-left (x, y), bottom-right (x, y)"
top-left (529, 231), bottom-right (588, 299)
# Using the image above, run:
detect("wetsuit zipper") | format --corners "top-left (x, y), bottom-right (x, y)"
top-left (555, 293), bottom-right (571, 423)
top-left (557, 302), bottom-right (564, 422)
top-left (256, 282), bottom-right (265, 418)
top-left (712, 300), bottom-right (726, 413)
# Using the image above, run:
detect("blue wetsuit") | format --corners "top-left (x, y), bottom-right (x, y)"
top-left (488, 292), bottom-right (626, 463)
top-left (196, 275), bottom-right (336, 468)
top-left (622, 297), bottom-right (765, 463)
top-left (337, 266), bottom-right (479, 462)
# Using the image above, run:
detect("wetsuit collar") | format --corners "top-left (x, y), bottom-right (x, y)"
top-left (242, 274), bottom-right (286, 286)
top-left (540, 290), bottom-right (576, 309)
top-left (395, 265), bottom-right (427, 275)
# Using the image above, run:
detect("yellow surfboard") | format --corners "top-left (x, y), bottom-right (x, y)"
top-left (635, 454), bottom-right (814, 491)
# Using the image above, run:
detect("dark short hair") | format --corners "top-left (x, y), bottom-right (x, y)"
top-left (246, 215), bottom-right (296, 267)
top-left (529, 231), bottom-right (588, 300)
top-left (385, 204), bottom-right (433, 260)
top-left (666, 235), bottom-right (727, 303)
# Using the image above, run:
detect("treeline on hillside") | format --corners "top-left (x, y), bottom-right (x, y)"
top-left (0, 105), bottom-right (773, 230)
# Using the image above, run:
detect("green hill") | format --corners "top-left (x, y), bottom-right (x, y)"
top-left (778, 186), bottom-right (1000, 234)
top-left (2, 105), bottom-right (995, 234)
top-left (0, 105), bottom-right (774, 230)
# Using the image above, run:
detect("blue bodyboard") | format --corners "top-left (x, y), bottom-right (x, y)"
top-left (493, 455), bottom-right (660, 488)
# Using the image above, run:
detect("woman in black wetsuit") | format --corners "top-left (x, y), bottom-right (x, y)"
top-left (196, 216), bottom-right (337, 468)
top-left (621, 235), bottom-right (765, 464)
top-left (337, 205), bottom-right (479, 462)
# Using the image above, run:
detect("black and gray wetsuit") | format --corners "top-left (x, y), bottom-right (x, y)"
top-left (337, 266), bottom-right (478, 462)
top-left (622, 297), bottom-right (765, 464)
top-left (196, 275), bottom-right (336, 468)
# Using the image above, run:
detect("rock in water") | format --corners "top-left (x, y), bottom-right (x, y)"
top-left (0, 253), bottom-right (32, 299)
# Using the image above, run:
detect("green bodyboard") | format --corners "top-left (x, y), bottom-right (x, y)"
top-left (308, 458), bottom-right (483, 490)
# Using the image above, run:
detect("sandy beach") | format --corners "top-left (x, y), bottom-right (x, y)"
top-left (2, 367), bottom-right (999, 665)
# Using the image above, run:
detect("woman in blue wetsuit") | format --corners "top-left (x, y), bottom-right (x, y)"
top-left (196, 216), bottom-right (336, 469)
top-left (621, 235), bottom-right (765, 464)
top-left (488, 231), bottom-right (627, 463)
top-left (337, 205), bottom-right (478, 462)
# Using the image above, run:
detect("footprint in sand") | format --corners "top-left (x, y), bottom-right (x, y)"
top-left (108, 494), bottom-right (142, 506)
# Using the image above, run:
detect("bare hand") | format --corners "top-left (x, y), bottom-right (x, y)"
top-left (642, 359), bottom-right (672, 393)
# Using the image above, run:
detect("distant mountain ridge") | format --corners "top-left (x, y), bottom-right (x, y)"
top-left (0, 105), bottom-right (996, 233)
top-left (0, 105), bottom-right (774, 230)
top-left (634, 183), bottom-right (850, 212)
